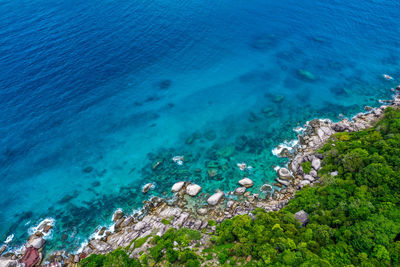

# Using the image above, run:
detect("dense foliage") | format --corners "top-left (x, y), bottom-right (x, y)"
top-left (79, 107), bottom-right (400, 266)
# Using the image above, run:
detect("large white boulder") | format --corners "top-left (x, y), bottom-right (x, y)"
top-left (171, 181), bottom-right (185, 192)
top-left (311, 158), bottom-right (321, 170)
top-left (299, 180), bottom-right (311, 188)
top-left (26, 236), bottom-right (45, 249)
top-left (238, 178), bottom-right (253, 188)
top-left (278, 168), bottom-right (293, 180)
top-left (186, 184), bottom-right (202, 196)
top-left (276, 178), bottom-right (290, 187)
top-left (207, 191), bottom-right (224, 206)
top-left (303, 175), bottom-right (314, 182)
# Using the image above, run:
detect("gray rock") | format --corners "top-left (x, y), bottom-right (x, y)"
top-left (311, 158), bottom-right (321, 170)
top-left (261, 184), bottom-right (273, 192)
top-left (331, 171), bottom-right (338, 176)
top-left (114, 218), bottom-right (125, 231)
top-left (303, 174), bottom-right (314, 182)
top-left (295, 210), bottom-right (309, 225)
top-left (142, 183), bottom-right (153, 194)
top-left (207, 191), bottom-right (224, 206)
top-left (0, 245), bottom-right (6, 255)
top-left (299, 180), bottom-right (310, 188)
top-left (0, 259), bottom-right (18, 267)
top-left (278, 168), bottom-right (293, 180)
top-left (26, 236), bottom-right (45, 249)
top-left (122, 216), bottom-right (134, 228)
top-left (112, 210), bottom-right (124, 222)
top-left (193, 220), bottom-right (203, 230)
top-left (74, 254), bottom-right (80, 263)
top-left (276, 178), bottom-right (290, 187)
top-left (373, 108), bottom-right (383, 116)
top-left (186, 184), bottom-right (202, 196)
top-left (290, 155), bottom-right (303, 173)
top-left (310, 169), bottom-right (318, 178)
top-left (238, 178), bottom-right (253, 188)
top-left (197, 208), bottom-right (208, 215)
top-left (173, 212), bottom-right (189, 227)
top-left (226, 200), bottom-right (234, 209)
top-left (89, 239), bottom-right (111, 253)
top-left (134, 221), bottom-right (146, 231)
top-left (234, 187), bottom-right (246, 195)
top-left (159, 207), bottom-right (182, 218)
top-left (171, 181), bottom-right (185, 192)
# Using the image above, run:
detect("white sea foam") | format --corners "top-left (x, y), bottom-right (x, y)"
top-left (4, 234), bottom-right (14, 244)
top-left (75, 241), bottom-right (88, 254)
top-left (293, 126), bottom-right (306, 133)
top-left (172, 155), bottom-right (184, 165)
top-left (28, 218), bottom-right (55, 239)
top-left (272, 139), bottom-right (299, 156)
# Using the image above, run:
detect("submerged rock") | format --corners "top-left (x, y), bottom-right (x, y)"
top-left (207, 191), bottom-right (224, 206)
top-left (159, 79), bottom-right (172, 89)
top-left (197, 208), bottom-right (208, 216)
top-left (297, 69), bottom-right (317, 81)
top-left (171, 181), bottom-right (185, 193)
top-left (273, 95), bottom-right (284, 103)
top-left (238, 178), bottom-right (254, 188)
top-left (83, 166), bottom-right (94, 173)
top-left (234, 187), bottom-right (246, 195)
top-left (142, 183), bottom-right (153, 194)
top-left (186, 184), bottom-right (202, 196)
top-left (260, 184), bottom-right (273, 192)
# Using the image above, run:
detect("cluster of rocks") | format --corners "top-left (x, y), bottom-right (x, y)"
top-left (3, 93), bottom-right (400, 266)
top-left (0, 220), bottom-right (60, 267)
top-left (284, 95), bottom-right (400, 190)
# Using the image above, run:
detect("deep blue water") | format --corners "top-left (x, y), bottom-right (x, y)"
top-left (1, 0), bottom-right (399, 252)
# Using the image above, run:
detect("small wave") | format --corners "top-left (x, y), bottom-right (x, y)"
top-left (293, 126), bottom-right (306, 133)
top-left (272, 139), bottom-right (299, 156)
top-left (4, 234), bottom-right (14, 244)
top-left (28, 218), bottom-right (55, 239)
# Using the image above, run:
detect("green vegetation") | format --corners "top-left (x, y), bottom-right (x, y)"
top-left (79, 248), bottom-right (141, 267)
top-left (301, 161), bottom-right (312, 174)
top-left (208, 220), bottom-right (217, 227)
top-left (79, 107), bottom-right (400, 266)
top-left (133, 235), bottom-right (151, 250)
top-left (161, 218), bottom-right (171, 225)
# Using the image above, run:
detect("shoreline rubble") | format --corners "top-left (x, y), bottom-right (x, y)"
top-left (2, 93), bottom-right (400, 266)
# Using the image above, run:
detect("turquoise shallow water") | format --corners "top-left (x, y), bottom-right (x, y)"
top-left (0, 0), bottom-right (399, 252)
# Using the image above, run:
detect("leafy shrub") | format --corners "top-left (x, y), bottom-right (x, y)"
top-left (301, 161), bottom-right (312, 174)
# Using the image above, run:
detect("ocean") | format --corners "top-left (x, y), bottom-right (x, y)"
top-left (0, 0), bottom-right (399, 253)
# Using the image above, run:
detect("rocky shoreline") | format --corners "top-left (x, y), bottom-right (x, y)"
top-left (2, 92), bottom-right (399, 267)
